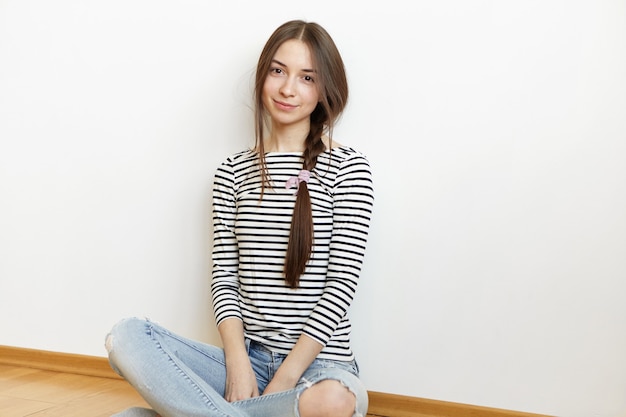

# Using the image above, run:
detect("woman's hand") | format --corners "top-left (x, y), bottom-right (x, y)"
top-left (218, 318), bottom-right (259, 402)
top-left (224, 359), bottom-right (259, 402)
top-left (263, 334), bottom-right (323, 395)
top-left (262, 372), bottom-right (299, 395)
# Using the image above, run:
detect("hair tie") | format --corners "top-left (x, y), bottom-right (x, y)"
top-left (285, 170), bottom-right (311, 193)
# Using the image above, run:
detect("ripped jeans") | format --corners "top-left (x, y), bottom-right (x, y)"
top-left (105, 317), bottom-right (368, 417)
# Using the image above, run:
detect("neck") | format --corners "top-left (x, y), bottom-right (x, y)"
top-left (264, 126), bottom-right (309, 153)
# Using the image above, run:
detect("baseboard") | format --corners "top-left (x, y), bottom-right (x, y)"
top-left (366, 391), bottom-right (552, 417)
top-left (0, 345), bottom-right (552, 417)
top-left (0, 344), bottom-right (120, 379)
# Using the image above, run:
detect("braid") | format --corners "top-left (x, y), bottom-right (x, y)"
top-left (302, 118), bottom-right (326, 170)
top-left (283, 116), bottom-right (326, 288)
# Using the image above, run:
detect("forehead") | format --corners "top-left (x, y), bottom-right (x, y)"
top-left (272, 39), bottom-right (315, 69)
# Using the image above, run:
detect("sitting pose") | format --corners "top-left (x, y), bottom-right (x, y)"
top-left (106, 19), bottom-right (374, 417)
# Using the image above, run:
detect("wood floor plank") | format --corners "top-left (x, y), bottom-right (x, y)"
top-left (28, 394), bottom-right (149, 417)
top-left (0, 394), bottom-right (56, 416)
top-left (0, 365), bottom-right (48, 390)
top-left (2, 372), bottom-right (114, 403)
top-left (0, 365), bottom-right (149, 417)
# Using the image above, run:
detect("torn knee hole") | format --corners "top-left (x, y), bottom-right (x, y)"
top-left (299, 379), bottom-right (356, 417)
top-left (105, 334), bottom-right (114, 353)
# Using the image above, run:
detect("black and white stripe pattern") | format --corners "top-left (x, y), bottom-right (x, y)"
top-left (211, 146), bottom-right (374, 361)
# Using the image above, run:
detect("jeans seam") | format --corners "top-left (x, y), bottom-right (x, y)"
top-left (151, 321), bottom-right (227, 366)
top-left (148, 325), bottom-right (233, 417)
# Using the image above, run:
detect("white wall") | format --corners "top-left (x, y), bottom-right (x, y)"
top-left (1, 1), bottom-right (625, 416)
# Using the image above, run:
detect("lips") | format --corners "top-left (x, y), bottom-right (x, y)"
top-left (274, 99), bottom-right (298, 110)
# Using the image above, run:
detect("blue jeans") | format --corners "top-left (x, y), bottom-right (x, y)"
top-left (106, 317), bottom-right (368, 417)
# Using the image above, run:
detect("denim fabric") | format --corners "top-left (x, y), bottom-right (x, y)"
top-left (106, 317), bottom-right (368, 417)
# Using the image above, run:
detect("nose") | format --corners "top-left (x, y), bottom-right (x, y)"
top-left (279, 76), bottom-right (296, 97)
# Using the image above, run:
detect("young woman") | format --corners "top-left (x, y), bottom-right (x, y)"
top-left (106, 20), bottom-right (374, 417)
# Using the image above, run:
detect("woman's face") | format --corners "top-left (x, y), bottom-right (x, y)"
top-left (262, 39), bottom-right (320, 131)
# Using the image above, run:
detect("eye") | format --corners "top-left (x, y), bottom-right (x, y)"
top-left (270, 67), bottom-right (284, 75)
top-left (303, 75), bottom-right (315, 83)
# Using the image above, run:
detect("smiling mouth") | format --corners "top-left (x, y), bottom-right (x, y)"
top-left (274, 100), bottom-right (297, 110)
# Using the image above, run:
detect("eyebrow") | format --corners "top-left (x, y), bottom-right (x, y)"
top-left (271, 59), bottom-right (316, 73)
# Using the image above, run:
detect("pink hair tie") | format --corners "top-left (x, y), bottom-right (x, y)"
top-left (285, 170), bottom-right (311, 193)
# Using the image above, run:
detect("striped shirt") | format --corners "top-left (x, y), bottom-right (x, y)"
top-left (211, 146), bottom-right (374, 361)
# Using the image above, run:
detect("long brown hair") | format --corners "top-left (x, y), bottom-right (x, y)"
top-left (254, 20), bottom-right (349, 288)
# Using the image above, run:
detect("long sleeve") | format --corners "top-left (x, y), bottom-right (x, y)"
top-left (211, 158), bottom-right (242, 326)
top-left (303, 153), bottom-right (374, 346)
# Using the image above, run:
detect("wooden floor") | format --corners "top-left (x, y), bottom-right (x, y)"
top-left (0, 363), bottom-right (150, 417)
top-left (0, 364), bottom-right (383, 417)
